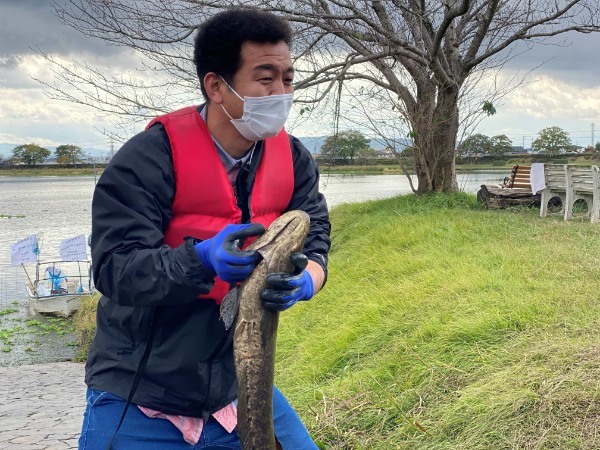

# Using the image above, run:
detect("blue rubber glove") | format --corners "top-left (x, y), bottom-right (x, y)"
top-left (194, 223), bottom-right (265, 283)
top-left (261, 253), bottom-right (314, 311)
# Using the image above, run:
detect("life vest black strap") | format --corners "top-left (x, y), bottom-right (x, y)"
top-left (105, 307), bottom-right (157, 450)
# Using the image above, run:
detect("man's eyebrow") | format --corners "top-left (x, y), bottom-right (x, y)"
top-left (253, 64), bottom-right (295, 74)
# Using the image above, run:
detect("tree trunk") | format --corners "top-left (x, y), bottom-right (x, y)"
top-left (410, 84), bottom-right (460, 194)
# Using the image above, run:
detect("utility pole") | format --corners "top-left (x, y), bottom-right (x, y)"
top-left (88, 153), bottom-right (97, 184)
top-left (592, 123), bottom-right (596, 147)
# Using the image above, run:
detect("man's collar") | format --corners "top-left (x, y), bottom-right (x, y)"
top-left (199, 104), bottom-right (254, 171)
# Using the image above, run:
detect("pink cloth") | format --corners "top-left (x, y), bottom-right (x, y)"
top-left (138, 403), bottom-right (237, 445)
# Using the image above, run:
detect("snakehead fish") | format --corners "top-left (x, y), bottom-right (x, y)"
top-left (220, 210), bottom-right (310, 450)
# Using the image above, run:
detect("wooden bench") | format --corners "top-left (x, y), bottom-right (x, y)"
top-left (502, 165), bottom-right (531, 190)
top-left (477, 165), bottom-right (540, 209)
top-left (540, 164), bottom-right (600, 223)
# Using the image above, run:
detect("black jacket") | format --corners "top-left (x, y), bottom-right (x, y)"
top-left (85, 120), bottom-right (330, 418)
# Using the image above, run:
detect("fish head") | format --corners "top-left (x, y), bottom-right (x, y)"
top-left (249, 210), bottom-right (311, 266)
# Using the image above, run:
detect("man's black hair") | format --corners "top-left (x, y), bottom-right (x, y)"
top-left (193, 9), bottom-right (292, 100)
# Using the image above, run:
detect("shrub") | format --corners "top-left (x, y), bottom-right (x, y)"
top-left (73, 292), bottom-right (100, 361)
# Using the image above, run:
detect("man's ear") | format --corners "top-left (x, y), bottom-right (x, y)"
top-left (204, 73), bottom-right (224, 104)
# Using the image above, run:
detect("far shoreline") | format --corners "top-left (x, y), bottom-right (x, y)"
top-left (1, 154), bottom-right (596, 177)
top-left (0, 164), bottom-right (511, 178)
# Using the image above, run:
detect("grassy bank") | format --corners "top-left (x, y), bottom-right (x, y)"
top-left (0, 303), bottom-right (78, 365)
top-left (0, 166), bottom-right (104, 177)
top-left (75, 194), bottom-right (600, 448)
top-left (2, 154), bottom-right (597, 177)
top-left (278, 194), bottom-right (599, 449)
top-left (316, 155), bottom-right (599, 175)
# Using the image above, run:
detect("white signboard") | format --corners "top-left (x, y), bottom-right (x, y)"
top-left (11, 235), bottom-right (39, 266)
top-left (59, 234), bottom-right (88, 261)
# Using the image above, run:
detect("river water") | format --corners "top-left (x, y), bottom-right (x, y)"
top-left (0, 171), bottom-right (503, 365)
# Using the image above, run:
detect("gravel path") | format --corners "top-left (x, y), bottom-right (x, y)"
top-left (0, 362), bottom-right (85, 449)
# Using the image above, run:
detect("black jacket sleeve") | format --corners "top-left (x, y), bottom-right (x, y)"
top-left (287, 136), bottom-right (331, 281)
top-left (91, 124), bottom-right (216, 307)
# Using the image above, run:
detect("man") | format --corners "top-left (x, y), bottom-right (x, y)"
top-left (79, 9), bottom-right (330, 450)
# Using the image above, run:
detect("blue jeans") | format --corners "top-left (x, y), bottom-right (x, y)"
top-left (78, 386), bottom-right (317, 449)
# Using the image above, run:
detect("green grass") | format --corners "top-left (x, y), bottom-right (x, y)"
top-left (276, 193), bottom-right (600, 449)
top-left (0, 167), bottom-right (104, 176)
top-left (73, 293), bottom-right (101, 361)
top-left (320, 164), bottom-right (405, 175)
top-left (2, 154), bottom-right (595, 178)
top-left (0, 304), bottom-right (78, 357)
top-left (319, 154), bottom-right (599, 175)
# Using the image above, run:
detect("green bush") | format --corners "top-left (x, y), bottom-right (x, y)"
top-left (73, 292), bottom-right (100, 361)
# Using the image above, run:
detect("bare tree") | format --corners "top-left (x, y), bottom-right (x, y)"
top-left (43, 0), bottom-right (600, 193)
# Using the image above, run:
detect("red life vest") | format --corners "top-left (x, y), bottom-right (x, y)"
top-left (147, 105), bottom-right (294, 303)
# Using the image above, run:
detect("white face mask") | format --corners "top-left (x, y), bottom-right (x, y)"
top-left (220, 78), bottom-right (293, 142)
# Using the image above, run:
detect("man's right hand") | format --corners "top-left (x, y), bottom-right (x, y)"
top-left (193, 223), bottom-right (265, 283)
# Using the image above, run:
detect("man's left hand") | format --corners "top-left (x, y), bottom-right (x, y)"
top-left (261, 253), bottom-right (314, 311)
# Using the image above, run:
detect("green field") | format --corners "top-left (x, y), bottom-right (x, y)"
top-left (318, 154), bottom-right (599, 175)
top-left (75, 193), bottom-right (600, 449)
top-left (0, 166), bottom-right (103, 177)
top-left (276, 194), bottom-right (600, 449)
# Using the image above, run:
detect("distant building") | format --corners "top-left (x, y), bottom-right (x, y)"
top-left (508, 146), bottom-right (527, 154)
top-left (374, 149), bottom-right (394, 159)
top-left (84, 155), bottom-right (112, 164)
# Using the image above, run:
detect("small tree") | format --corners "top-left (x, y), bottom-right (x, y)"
top-left (55, 144), bottom-right (84, 165)
top-left (320, 131), bottom-right (370, 164)
top-left (459, 134), bottom-right (491, 158)
top-left (532, 127), bottom-right (572, 157)
top-left (356, 147), bottom-right (376, 160)
top-left (401, 147), bottom-right (415, 158)
top-left (12, 144), bottom-right (51, 166)
top-left (489, 135), bottom-right (513, 158)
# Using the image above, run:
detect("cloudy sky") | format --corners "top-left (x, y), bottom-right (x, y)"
top-left (0, 0), bottom-right (139, 155)
top-left (1, 0), bottom-right (600, 156)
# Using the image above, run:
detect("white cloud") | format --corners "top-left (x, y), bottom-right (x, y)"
top-left (474, 73), bottom-right (600, 147)
top-left (506, 75), bottom-right (600, 121)
top-left (0, 132), bottom-right (62, 148)
top-left (0, 51), bottom-right (161, 147)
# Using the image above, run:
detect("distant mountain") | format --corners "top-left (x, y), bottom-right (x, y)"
top-left (298, 136), bottom-right (411, 154)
